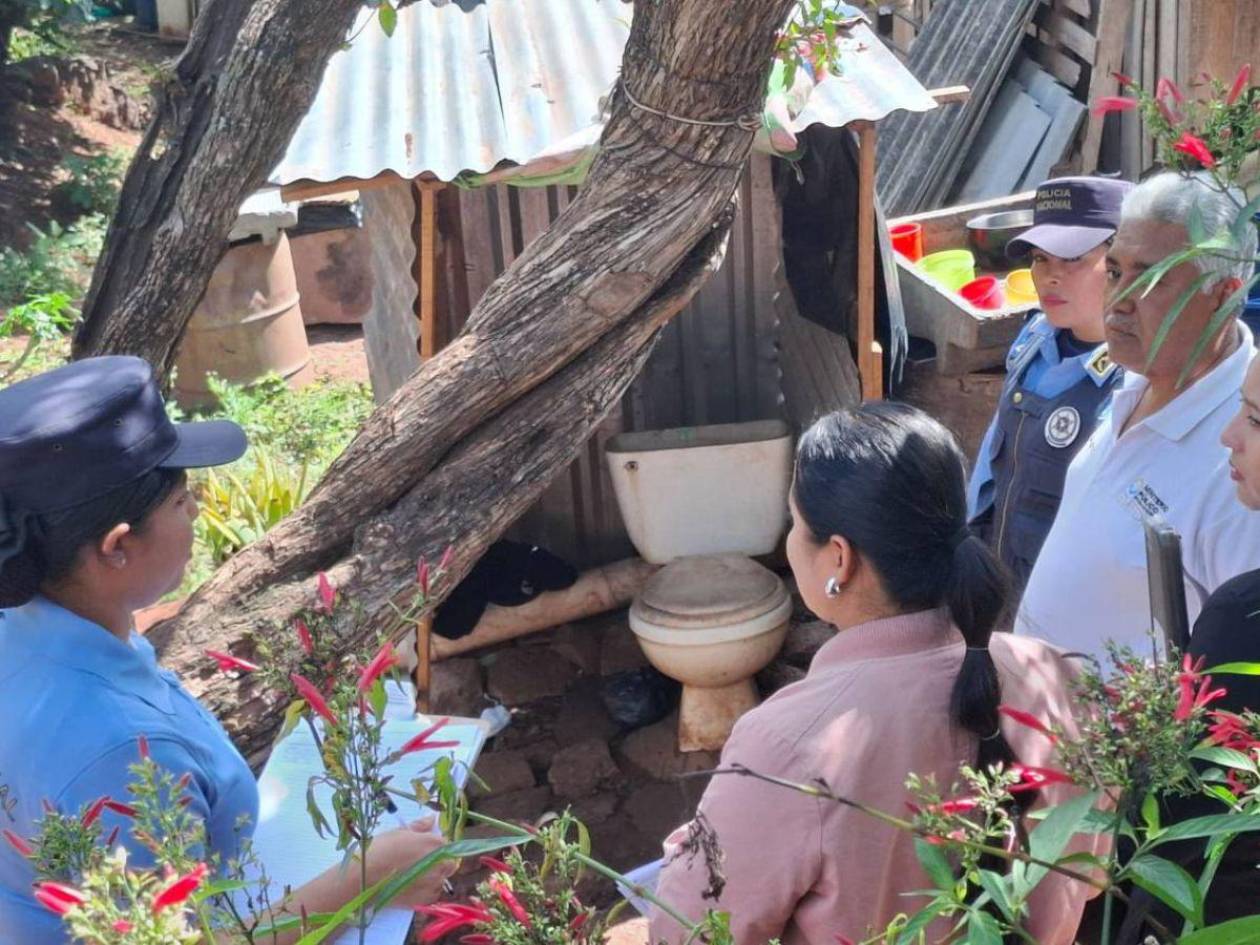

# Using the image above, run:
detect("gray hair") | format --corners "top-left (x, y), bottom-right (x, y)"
top-left (1120, 171), bottom-right (1258, 297)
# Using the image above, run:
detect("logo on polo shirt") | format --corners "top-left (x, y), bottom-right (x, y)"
top-left (1125, 478), bottom-right (1170, 520)
top-left (1045, 406), bottom-right (1081, 448)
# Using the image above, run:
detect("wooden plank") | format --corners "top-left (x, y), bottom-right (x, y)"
top-left (1078, 0), bottom-right (1136, 172)
top-left (1051, 0), bottom-right (1092, 20)
top-left (928, 85), bottom-right (972, 105)
top-left (279, 171), bottom-right (403, 203)
top-left (1116, 0), bottom-right (1145, 177)
top-left (438, 186), bottom-right (471, 341)
top-left (457, 187), bottom-right (499, 311)
top-left (516, 187), bottom-right (552, 246)
top-left (416, 184), bottom-right (439, 359)
top-left (1033, 3), bottom-right (1097, 62)
top-left (1027, 32), bottom-right (1084, 87)
top-left (746, 154), bottom-right (782, 420)
top-left (727, 169), bottom-right (754, 419)
top-left (856, 122), bottom-right (880, 401)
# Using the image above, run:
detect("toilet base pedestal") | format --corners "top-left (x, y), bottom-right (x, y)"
top-left (678, 679), bottom-right (759, 752)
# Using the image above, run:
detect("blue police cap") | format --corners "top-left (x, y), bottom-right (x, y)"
top-left (0, 356), bottom-right (246, 518)
top-left (1007, 176), bottom-right (1135, 260)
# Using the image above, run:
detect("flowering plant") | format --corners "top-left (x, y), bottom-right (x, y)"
top-left (1093, 65), bottom-right (1260, 385)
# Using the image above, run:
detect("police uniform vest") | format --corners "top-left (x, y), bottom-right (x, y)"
top-left (979, 340), bottom-right (1121, 589)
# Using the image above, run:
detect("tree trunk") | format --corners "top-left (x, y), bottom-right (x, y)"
top-left (70, 0), bottom-right (364, 373)
top-left (87, 0), bottom-right (796, 759)
top-left (153, 217), bottom-right (734, 763)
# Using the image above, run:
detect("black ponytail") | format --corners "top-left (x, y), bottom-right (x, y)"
top-left (0, 469), bottom-right (186, 608)
top-left (793, 404), bottom-right (1021, 779)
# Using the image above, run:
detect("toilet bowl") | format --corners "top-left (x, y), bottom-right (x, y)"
top-left (606, 420), bottom-right (794, 751)
top-left (631, 554), bottom-right (792, 751)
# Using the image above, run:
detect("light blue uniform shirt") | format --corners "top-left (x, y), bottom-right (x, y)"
top-left (0, 596), bottom-right (258, 944)
top-left (966, 313), bottom-right (1114, 518)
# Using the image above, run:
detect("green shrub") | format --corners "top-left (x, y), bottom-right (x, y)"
top-left (0, 292), bottom-right (78, 383)
top-left (193, 449), bottom-right (310, 566)
top-left (0, 213), bottom-right (107, 307)
top-left (195, 373), bottom-right (374, 472)
top-left (56, 151), bottom-right (126, 215)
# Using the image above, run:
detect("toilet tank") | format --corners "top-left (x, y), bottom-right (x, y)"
top-left (605, 420), bottom-right (794, 564)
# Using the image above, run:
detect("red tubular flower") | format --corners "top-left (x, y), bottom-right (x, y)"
top-left (1112, 71), bottom-right (1134, 87)
top-left (439, 545), bottom-right (454, 572)
top-left (112, 920), bottom-right (135, 934)
top-left (416, 902), bottom-right (493, 942)
top-left (460, 936), bottom-right (495, 945)
top-left (3, 829), bottom-right (32, 857)
top-left (1157, 77), bottom-right (1185, 104)
top-left (932, 796), bottom-right (980, 815)
top-left (1173, 132), bottom-right (1218, 169)
top-left (105, 826), bottom-right (120, 847)
top-left (206, 649), bottom-right (260, 674)
top-left (998, 705), bottom-right (1060, 743)
top-left (417, 557), bottom-right (430, 596)
top-left (103, 800), bottom-right (137, 818)
top-left (489, 878), bottom-right (531, 927)
top-left (357, 642), bottom-right (400, 694)
top-left (569, 911), bottom-right (590, 933)
top-left (295, 619), bottom-right (314, 656)
top-left (316, 572), bottom-right (337, 614)
top-left (33, 882), bottom-right (87, 915)
top-left (1227, 64), bottom-right (1252, 105)
top-left (81, 796), bottom-right (109, 828)
top-left (1092, 95), bottom-right (1138, 116)
top-left (137, 735), bottom-right (150, 760)
top-left (478, 855), bottom-right (511, 874)
top-left (398, 717), bottom-right (459, 755)
top-left (1009, 764), bottom-right (1074, 793)
top-left (290, 673), bottom-right (340, 728)
top-left (151, 862), bottom-right (209, 914)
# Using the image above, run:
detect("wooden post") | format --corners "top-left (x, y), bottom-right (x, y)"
top-left (1078, 0), bottom-right (1136, 173)
top-left (416, 614), bottom-right (433, 714)
top-left (855, 121), bottom-right (882, 401)
top-left (412, 181), bottom-right (441, 360)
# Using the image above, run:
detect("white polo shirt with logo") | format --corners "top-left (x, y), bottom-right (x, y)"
top-left (1015, 321), bottom-right (1260, 661)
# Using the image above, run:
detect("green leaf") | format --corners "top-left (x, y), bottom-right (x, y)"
top-left (1144, 270), bottom-right (1215, 372)
top-left (1176, 915), bottom-right (1260, 945)
top-left (896, 902), bottom-right (947, 945)
top-left (914, 838), bottom-right (957, 892)
top-left (377, 2), bottom-right (397, 36)
top-left (1125, 854), bottom-right (1205, 927)
top-left (1188, 201), bottom-right (1208, 243)
top-left (293, 871), bottom-right (394, 945)
top-left (306, 781), bottom-right (331, 839)
top-left (974, 869), bottom-right (1015, 921)
top-left (1141, 791), bottom-right (1162, 837)
top-left (966, 909), bottom-right (1003, 945)
top-left (369, 834), bottom-right (523, 912)
top-left (191, 877), bottom-right (247, 903)
top-left (1230, 194), bottom-right (1260, 244)
top-left (1149, 812), bottom-right (1260, 846)
top-left (1190, 745), bottom-right (1258, 773)
top-left (253, 912), bottom-right (336, 938)
top-left (1026, 791), bottom-right (1101, 887)
top-left (368, 678), bottom-right (388, 720)
top-left (1177, 275), bottom-right (1260, 388)
top-left (1205, 661), bottom-right (1260, 676)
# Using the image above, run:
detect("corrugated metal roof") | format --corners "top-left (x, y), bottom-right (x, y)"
top-left (271, 0), bottom-right (935, 188)
top-left (270, 0), bottom-right (631, 186)
top-left (785, 20), bottom-right (937, 133)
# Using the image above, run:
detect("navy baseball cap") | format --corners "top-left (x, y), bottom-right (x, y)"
top-left (1006, 176), bottom-right (1134, 260)
top-left (0, 356), bottom-right (246, 515)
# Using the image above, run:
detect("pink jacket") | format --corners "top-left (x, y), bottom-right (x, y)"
top-left (651, 609), bottom-right (1096, 945)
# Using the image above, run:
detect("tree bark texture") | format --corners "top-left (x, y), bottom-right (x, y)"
top-left (70, 0), bottom-right (364, 372)
top-left (158, 219), bottom-right (733, 764)
top-left (117, 0), bottom-right (796, 759)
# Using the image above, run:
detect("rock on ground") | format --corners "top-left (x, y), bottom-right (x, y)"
top-left (470, 750), bottom-right (536, 798)
top-left (548, 738), bottom-right (620, 800)
top-left (486, 647), bottom-right (576, 705)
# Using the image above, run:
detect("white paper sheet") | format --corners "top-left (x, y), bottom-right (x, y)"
top-left (250, 686), bottom-right (486, 945)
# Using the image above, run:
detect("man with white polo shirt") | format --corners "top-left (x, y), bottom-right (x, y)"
top-left (1015, 171), bottom-right (1260, 661)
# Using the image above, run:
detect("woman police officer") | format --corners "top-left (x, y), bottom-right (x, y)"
top-left (0, 356), bottom-right (452, 943)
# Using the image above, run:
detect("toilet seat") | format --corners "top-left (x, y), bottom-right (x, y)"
top-left (629, 554), bottom-right (791, 647)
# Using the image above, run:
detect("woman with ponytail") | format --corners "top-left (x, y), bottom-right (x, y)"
top-left (0, 358), bottom-right (452, 943)
top-left (651, 404), bottom-right (1093, 945)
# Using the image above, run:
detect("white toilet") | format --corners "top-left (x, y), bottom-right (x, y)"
top-left (605, 420), bottom-right (795, 752)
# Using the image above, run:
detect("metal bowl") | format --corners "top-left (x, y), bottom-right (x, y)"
top-left (965, 209), bottom-right (1035, 271)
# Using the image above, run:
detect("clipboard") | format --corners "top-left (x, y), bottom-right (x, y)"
top-left (1144, 518), bottom-right (1190, 660)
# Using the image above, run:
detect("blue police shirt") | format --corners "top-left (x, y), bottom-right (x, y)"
top-left (0, 596), bottom-right (258, 944)
top-left (966, 313), bottom-right (1115, 518)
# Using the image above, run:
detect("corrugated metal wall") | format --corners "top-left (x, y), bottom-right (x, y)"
top-left (373, 154), bottom-right (788, 567)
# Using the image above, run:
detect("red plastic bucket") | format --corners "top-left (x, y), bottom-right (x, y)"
top-left (959, 275), bottom-right (1004, 310)
top-left (890, 223), bottom-right (924, 262)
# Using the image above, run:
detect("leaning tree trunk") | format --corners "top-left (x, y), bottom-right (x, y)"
top-left (70, 0), bottom-right (365, 372)
top-left (89, 0), bottom-right (796, 760)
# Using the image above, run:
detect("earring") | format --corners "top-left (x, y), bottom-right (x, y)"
top-left (824, 576), bottom-right (841, 599)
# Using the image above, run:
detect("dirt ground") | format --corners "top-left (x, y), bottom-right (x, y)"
top-left (0, 20), bottom-right (172, 250)
top-left (306, 323), bottom-right (371, 385)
